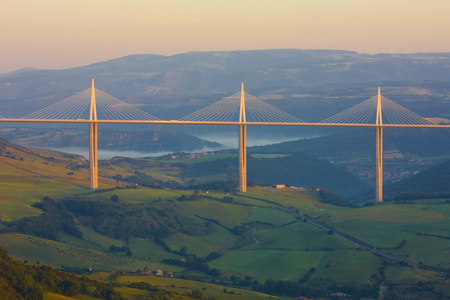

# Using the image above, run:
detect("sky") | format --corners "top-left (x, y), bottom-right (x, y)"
top-left (1, 0), bottom-right (450, 73)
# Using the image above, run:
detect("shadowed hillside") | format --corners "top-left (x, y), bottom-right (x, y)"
top-left (384, 159), bottom-right (450, 198)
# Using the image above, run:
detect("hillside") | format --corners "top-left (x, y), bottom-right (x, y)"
top-left (179, 153), bottom-right (369, 197)
top-left (383, 159), bottom-right (450, 198)
top-left (248, 128), bottom-right (450, 185)
top-left (1, 245), bottom-right (265, 300)
top-left (101, 151), bottom-right (368, 198)
top-left (249, 128), bottom-right (450, 158)
top-left (0, 136), bottom-right (119, 222)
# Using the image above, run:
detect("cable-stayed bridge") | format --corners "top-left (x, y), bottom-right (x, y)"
top-left (180, 89), bottom-right (304, 123)
top-left (0, 79), bottom-right (448, 203)
top-left (22, 87), bottom-right (160, 121)
top-left (320, 92), bottom-right (434, 125)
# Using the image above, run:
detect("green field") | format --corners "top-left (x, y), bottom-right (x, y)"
top-left (321, 203), bottom-right (450, 268)
top-left (0, 175), bottom-right (89, 221)
top-left (0, 141), bottom-right (118, 221)
top-left (254, 222), bottom-right (356, 251)
top-left (165, 226), bottom-right (238, 257)
top-left (2, 185), bottom-right (450, 283)
top-left (0, 233), bottom-right (182, 273)
top-left (244, 207), bottom-right (296, 225)
top-left (210, 248), bottom-right (381, 282)
top-left (176, 197), bottom-right (252, 227)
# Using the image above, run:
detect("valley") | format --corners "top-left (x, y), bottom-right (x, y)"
top-left (0, 137), bottom-right (449, 299)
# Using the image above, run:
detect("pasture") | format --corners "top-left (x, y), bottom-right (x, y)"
top-left (0, 176), bottom-right (87, 221)
top-left (325, 202), bottom-right (450, 268)
top-left (0, 233), bottom-right (181, 272)
top-left (165, 226), bottom-right (238, 257)
top-left (115, 275), bottom-right (283, 300)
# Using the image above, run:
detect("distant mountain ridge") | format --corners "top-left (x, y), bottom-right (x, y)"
top-left (2, 49), bottom-right (450, 101)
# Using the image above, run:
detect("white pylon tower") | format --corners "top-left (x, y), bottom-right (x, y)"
top-left (239, 83), bottom-right (247, 192)
top-left (89, 78), bottom-right (99, 189)
top-left (375, 87), bottom-right (383, 203)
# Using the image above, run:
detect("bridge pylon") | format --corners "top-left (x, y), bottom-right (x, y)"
top-left (375, 87), bottom-right (383, 203)
top-left (239, 83), bottom-right (247, 193)
top-left (89, 78), bottom-right (99, 189)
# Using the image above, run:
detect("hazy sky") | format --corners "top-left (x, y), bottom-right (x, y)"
top-left (2, 0), bottom-right (449, 73)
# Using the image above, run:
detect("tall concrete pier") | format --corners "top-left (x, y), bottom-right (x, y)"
top-left (89, 79), bottom-right (99, 189)
top-left (375, 87), bottom-right (383, 203)
top-left (239, 83), bottom-right (247, 192)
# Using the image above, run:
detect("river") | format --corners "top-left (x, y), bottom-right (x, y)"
top-left (48, 132), bottom-right (319, 160)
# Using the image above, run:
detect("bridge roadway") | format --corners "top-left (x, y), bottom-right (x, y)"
top-left (2, 117), bottom-right (449, 197)
top-left (1, 118), bottom-right (450, 128)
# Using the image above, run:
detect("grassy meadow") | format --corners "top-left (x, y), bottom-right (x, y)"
top-left (2, 181), bottom-right (449, 283)
top-left (320, 202), bottom-right (450, 269)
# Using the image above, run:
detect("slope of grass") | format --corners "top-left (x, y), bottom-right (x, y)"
top-left (175, 198), bottom-right (252, 228)
top-left (0, 233), bottom-right (181, 272)
top-left (244, 207), bottom-right (296, 225)
top-left (243, 187), bottom-right (336, 214)
top-left (115, 275), bottom-right (282, 300)
top-left (384, 266), bottom-right (443, 282)
top-left (0, 141), bottom-right (118, 221)
top-left (209, 248), bottom-right (381, 283)
top-left (0, 177), bottom-right (87, 221)
top-left (321, 203), bottom-right (450, 268)
top-left (128, 238), bottom-right (180, 262)
top-left (164, 226), bottom-right (238, 257)
top-left (254, 222), bottom-right (356, 251)
top-left (82, 188), bottom-right (184, 204)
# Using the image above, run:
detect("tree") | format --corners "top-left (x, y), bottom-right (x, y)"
top-left (179, 246), bottom-right (188, 256)
top-left (191, 288), bottom-right (204, 299)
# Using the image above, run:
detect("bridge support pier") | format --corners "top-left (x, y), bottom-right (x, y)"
top-left (238, 83), bottom-right (247, 193)
top-left (89, 122), bottom-right (98, 189)
top-left (375, 126), bottom-right (383, 203)
top-left (375, 87), bottom-right (383, 203)
top-left (89, 79), bottom-right (98, 189)
top-left (239, 124), bottom-right (247, 192)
